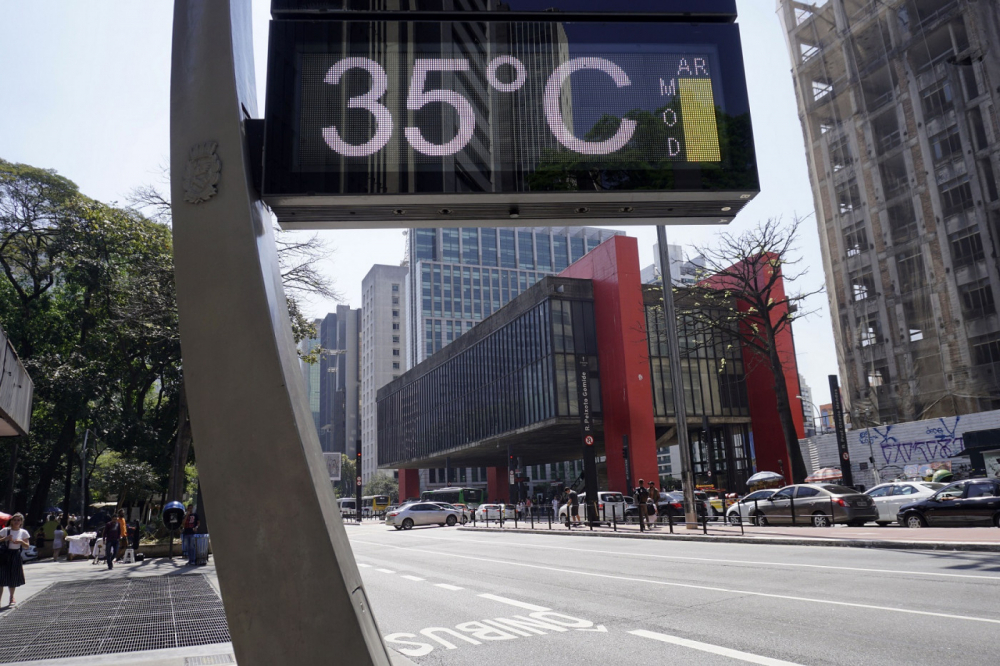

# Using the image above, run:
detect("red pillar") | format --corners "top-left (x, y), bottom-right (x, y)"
top-left (560, 236), bottom-right (659, 493)
top-left (398, 469), bottom-right (420, 503)
top-left (486, 465), bottom-right (509, 503)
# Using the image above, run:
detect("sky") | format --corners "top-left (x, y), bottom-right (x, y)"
top-left (0, 1), bottom-right (838, 413)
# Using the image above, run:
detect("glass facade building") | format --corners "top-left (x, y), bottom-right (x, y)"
top-left (407, 226), bottom-right (621, 365)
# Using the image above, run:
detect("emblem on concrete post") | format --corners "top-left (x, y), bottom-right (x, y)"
top-left (183, 141), bottom-right (222, 204)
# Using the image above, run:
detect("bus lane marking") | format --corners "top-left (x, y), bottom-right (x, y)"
top-left (629, 630), bottom-right (804, 666)
top-left (384, 608), bottom-right (607, 658)
top-left (477, 594), bottom-right (550, 612)
top-left (375, 568), bottom-right (396, 574)
top-left (434, 584), bottom-right (464, 591)
top-left (401, 575), bottom-right (425, 582)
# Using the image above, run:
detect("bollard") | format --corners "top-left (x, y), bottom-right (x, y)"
top-left (668, 511), bottom-right (674, 534)
top-left (514, 510), bottom-right (518, 529)
top-left (702, 515), bottom-right (708, 535)
top-left (530, 508), bottom-right (534, 529)
top-left (791, 496), bottom-right (796, 526)
top-left (754, 499), bottom-right (759, 526)
top-left (602, 503), bottom-right (607, 523)
top-left (548, 508), bottom-right (552, 530)
top-left (829, 495), bottom-right (835, 527)
top-left (613, 510), bottom-right (617, 532)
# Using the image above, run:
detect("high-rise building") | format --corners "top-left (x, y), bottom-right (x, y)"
top-left (640, 243), bottom-right (701, 286)
top-left (298, 320), bottom-right (322, 433)
top-left (360, 265), bottom-right (409, 484)
top-left (778, 0), bottom-right (1000, 425)
top-left (406, 227), bottom-right (623, 366)
top-left (315, 307), bottom-right (361, 455)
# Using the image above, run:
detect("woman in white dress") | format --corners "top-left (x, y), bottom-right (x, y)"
top-left (0, 513), bottom-right (30, 606)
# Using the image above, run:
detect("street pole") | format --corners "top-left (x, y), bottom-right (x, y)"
top-left (80, 429), bottom-right (89, 522)
top-left (657, 226), bottom-right (698, 528)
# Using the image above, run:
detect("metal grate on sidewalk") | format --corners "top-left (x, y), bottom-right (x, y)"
top-left (0, 574), bottom-right (231, 663)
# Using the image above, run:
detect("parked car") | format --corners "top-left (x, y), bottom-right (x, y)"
top-left (754, 484), bottom-right (878, 527)
top-left (558, 492), bottom-right (626, 521)
top-left (476, 503), bottom-right (515, 521)
top-left (865, 482), bottom-right (945, 526)
top-left (385, 502), bottom-right (463, 530)
top-left (897, 478), bottom-right (1000, 528)
top-left (725, 489), bottom-right (777, 525)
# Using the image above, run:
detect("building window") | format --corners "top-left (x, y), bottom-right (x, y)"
top-left (895, 250), bottom-right (924, 294)
top-left (570, 236), bottom-right (585, 262)
top-left (499, 229), bottom-right (516, 268)
top-left (392, 335), bottom-right (400, 343)
top-left (835, 179), bottom-right (861, 215)
top-left (843, 220), bottom-right (868, 257)
top-left (392, 310), bottom-right (399, 318)
top-left (850, 270), bottom-right (875, 301)
top-left (950, 226), bottom-right (985, 269)
top-left (415, 229), bottom-right (436, 261)
top-left (442, 229), bottom-right (460, 263)
top-left (553, 235), bottom-right (570, 271)
top-left (960, 279), bottom-right (996, 320)
top-left (867, 363), bottom-right (890, 388)
top-left (517, 230), bottom-right (535, 269)
top-left (392, 322), bottom-right (400, 330)
top-left (903, 295), bottom-right (933, 342)
top-left (939, 178), bottom-right (974, 217)
top-left (858, 312), bottom-right (882, 347)
top-left (392, 297), bottom-right (399, 305)
top-left (462, 228), bottom-right (479, 264)
top-left (973, 332), bottom-right (1000, 365)
top-left (829, 135), bottom-right (852, 172)
top-left (392, 284), bottom-right (399, 292)
top-left (929, 128), bottom-right (962, 164)
top-left (481, 229), bottom-right (498, 267)
top-left (886, 199), bottom-right (918, 244)
top-left (536, 233), bottom-right (552, 271)
top-left (392, 349), bottom-right (400, 356)
top-left (921, 82), bottom-right (953, 120)
top-left (392, 362), bottom-right (400, 369)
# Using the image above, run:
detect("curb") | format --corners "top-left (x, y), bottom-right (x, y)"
top-left (455, 526), bottom-right (1000, 552)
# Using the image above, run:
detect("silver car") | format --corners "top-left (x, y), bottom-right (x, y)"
top-left (385, 502), bottom-right (462, 530)
top-left (725, 489), bottom-right (777, 525)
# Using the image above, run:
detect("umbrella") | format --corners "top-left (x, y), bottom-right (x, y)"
top-left (0, 512), bottom-right (9, 527)
top-left (746, 471), bottom-right (784, 487)
top-left (805, 468), bottom-right (843, 483)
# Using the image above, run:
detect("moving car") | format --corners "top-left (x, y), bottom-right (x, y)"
top-left (865, 482), bottom-right (944, 526)
top-left (897, 478), bottom-right (1000, 528)
top-left (755, 484), bottom-right (878, 527)
top-left (476, 503), bottom-right (515, 521)
top-left (384, 502), bottom-right (463, 530)
top-left (725, 489), bottom-right (777, 525)
top-left (431, 502), bottom-right (470, 524)
top-left (557, 492), bottom-right (626, 521)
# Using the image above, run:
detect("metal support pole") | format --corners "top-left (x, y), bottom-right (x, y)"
top-left (656, 226), bottom-right (698, 529)
top-left (80, 429), bottom-right (89, 521)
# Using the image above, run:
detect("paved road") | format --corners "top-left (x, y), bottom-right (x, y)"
top-left (347, 522), bottom-right (999, 666)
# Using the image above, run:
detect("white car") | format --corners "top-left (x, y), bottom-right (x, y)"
top-left (865, 481), bottom-right (945, 526)
top-left (476, 503), bottom-right (515, 521)
top-left (725, 489), bottom-right (776, 525)
top-left (558, 492), bottom-right (626, 521)
top-left (385, 502), bottom-right (463, 530)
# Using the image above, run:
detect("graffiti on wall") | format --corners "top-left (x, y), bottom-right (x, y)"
top-left (859, 416), bottom-right (964, 465)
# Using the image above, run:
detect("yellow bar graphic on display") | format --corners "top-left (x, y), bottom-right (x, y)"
top-left (679, 79), bottom-right (721, 162)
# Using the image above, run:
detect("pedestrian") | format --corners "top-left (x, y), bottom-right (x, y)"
top-left (181, 505), bottom-right (199, 562)
top-left (516, 500), bottom-right (525, 520)
top-left (52, 524), bottom-right (65, 561)
top-left (130, 520), bottom-right (141, 552)
top-left (42, 514), bottom-right (59, 558)
top-left (114, 510), bottom-right (128, 562)
top-left (564, 488), bottom-right (581, 526)
top-left (525, 497), bottom-right (532, 518)
top-left (102, 512), bottom-right (123, 570)
top-left (648, 481), bottom-right (661, 527)
top-left (634, 479), bottom-right (650, 532)
top-left (0, 513), bottom-right (30, 607)
top-left (66, 519), bottom-right (81, 537)
top-left (551, 495), bottom-right (560, 520)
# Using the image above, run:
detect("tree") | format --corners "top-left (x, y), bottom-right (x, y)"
top-left (363, 475), bottom-right (398, 503)
top-left (336, 454), bottom-right (356, 499)
top-left (683, 217), bottom-right (822, 484)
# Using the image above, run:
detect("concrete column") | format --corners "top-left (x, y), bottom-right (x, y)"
top-left (398, 469), bottom-right (420, 502)
top-left (487, 465), bottom-right (510, 503)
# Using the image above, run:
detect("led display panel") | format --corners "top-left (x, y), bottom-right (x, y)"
top-left (262, 20), bottom-right (758, 227)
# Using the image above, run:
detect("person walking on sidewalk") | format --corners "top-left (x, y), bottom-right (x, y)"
top-left (1, 513), bottom-right (30, 607)
top-left (551, 495), bottom-right (560, 521)
top-left (181, 505), bottom-right (199, 561)
top-left (634, 479), bottom-right (650, 532)
top-left (102, 514), bottom-right (122, 570)
top-left (565, 488), bottom-right (581, 526)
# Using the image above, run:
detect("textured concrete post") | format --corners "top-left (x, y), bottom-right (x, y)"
top-left (170, 2), bottom-right (391, 664)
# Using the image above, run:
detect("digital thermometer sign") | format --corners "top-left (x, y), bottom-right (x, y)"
top-left (262, 19), bottom-right (758, 227)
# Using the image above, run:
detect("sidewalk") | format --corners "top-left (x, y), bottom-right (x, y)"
top-left (0, 556), bottom-right (414, 666)
top-left (458, 518), bottom-right (1000, 551)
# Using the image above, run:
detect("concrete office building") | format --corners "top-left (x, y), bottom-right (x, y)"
top-left (360, 265), bottom-right (409, 484)
top-left (778, 0), bottom-right (1000, 425)
top-left (315, 307), bottom-right (361, 456)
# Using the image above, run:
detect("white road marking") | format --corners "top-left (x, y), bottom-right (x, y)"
top-left (357, 563), bottom-right (372, 568)
top-left (401, 575), bottom-right (425, 582)
top-left (435, 584), bottom-right (464, 591)
top-left (353, 539), bottom-right (1000, 626)
top-left (403, 533), bottom-right (1000, 582)
top-left (630, 630), bottom-right (804, 666)
top-left (478, 594), bottom-right (551, 612)
top-left (376, 568), bottom-right (396, 574)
